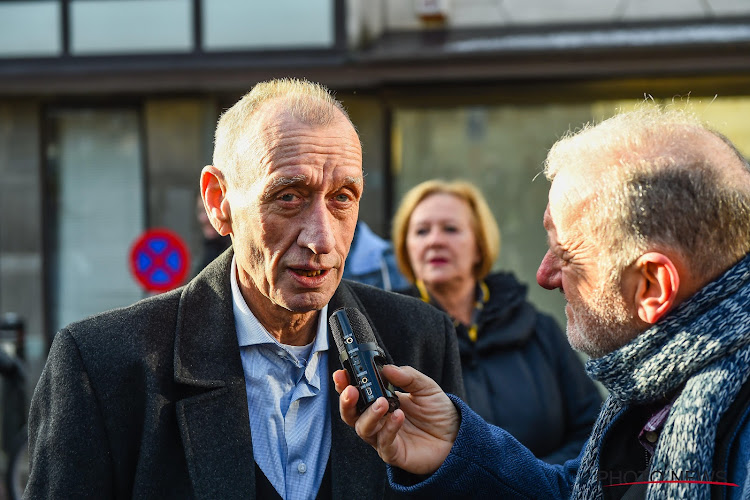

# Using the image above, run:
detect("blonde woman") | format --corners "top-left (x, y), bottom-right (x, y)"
top-left (392, 179), bottom-right (601, 464)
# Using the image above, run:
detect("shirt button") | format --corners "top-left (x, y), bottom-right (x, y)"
top-left (297, 462), bottom-right (307, 474)
top-left (645, 431), bottom-right (658, 443)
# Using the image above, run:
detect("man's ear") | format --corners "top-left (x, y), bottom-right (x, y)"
top-left (200, 165), bottom-right (232, 236)
top-left (632, 252), bottom-right (681, 324)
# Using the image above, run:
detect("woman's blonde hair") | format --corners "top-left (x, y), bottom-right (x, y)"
top-left (392, 179), bottom-right (501, 283)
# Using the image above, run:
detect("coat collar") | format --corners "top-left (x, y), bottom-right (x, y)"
top-left (173, 249), bottom-right (387, 499)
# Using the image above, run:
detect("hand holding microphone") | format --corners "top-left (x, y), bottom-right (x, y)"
top-left (329, 308), bottom-right (460, 476)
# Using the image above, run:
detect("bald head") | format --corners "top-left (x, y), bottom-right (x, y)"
top-left (544, 105), bottom-right (750, 284)
top-left (213, 78), bottom-right (357, 189)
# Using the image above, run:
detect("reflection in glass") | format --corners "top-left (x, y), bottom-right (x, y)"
top-left (203, 0), bottom-right (334, 51)
top-left (70, 0), bottom-right (192, 55)
top-left (47, 109), bottom-right (145, 331)
top-left (0, 1), bottom-right (61, 58)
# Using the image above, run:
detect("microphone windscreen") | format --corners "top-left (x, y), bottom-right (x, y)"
top-left (329, 308), bottom-right (376, 355)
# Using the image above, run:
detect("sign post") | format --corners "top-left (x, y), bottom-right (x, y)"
top-left (129, 229), bottom-right (191, 293)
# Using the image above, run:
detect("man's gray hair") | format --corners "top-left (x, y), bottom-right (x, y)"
top-left (544, 105), bottom-right (750, 282)
top-left (213, 78), bottom-right (353, 187)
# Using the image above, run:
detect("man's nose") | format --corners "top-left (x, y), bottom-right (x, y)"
top-left (299, 199), bottom-right (336, 255)
top-left (536, 250), bottom-right (562, 290)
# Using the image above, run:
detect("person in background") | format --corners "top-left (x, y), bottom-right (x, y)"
top-left (336, 105), bottom-right (750, 499)
top-left (25, 78), bottom-right (464, 499)
top-left (390, 179), bottom-right (601, 464)
top-left (342, 221), bottom-right (409, 291)
top-left (193, 193), bottom-right (231, 276)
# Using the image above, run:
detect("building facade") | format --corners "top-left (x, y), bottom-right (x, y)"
top-left (1, 0), bottom-right (750, 385)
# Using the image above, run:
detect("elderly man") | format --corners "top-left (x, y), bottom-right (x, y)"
top-left (336, 106), bottom-right (750, 500)
top-left (25, 79), bottom-right (464, 499)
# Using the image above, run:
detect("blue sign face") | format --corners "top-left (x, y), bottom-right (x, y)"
top-left (129, 229), bottom-right (190, 292)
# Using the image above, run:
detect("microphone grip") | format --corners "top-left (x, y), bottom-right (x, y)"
top-left (340, 343), bottom-right (399, 414)
top-left (330, 309), bottom-right (400, 414)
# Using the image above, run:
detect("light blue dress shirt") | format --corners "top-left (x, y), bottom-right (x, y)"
top-left (231, 257), bottom-right (331, 499)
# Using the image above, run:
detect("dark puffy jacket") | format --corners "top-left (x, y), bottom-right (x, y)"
top-left (401, 271), bottom-right (602, 464)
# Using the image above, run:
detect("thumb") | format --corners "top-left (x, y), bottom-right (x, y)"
top-left (381, 365), bottom-right (441, 395)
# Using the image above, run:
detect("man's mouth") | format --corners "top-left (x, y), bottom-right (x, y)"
top-left (293, 268), bottom-right (324, 277)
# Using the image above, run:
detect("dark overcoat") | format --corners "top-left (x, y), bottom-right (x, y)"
top-left (25, 249), bottom-right (464, 499)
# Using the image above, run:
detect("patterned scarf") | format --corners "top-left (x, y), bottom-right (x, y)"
top-left (572, 252), bottom-right (750, 500)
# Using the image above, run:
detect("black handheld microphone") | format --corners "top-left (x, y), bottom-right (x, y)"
top-left (329, 307), bottom-right (400, 414)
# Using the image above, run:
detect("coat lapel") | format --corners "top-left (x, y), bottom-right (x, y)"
top-left (173, 249), bottom-right (257, 499)
top-left (327, 283), bottom-right (389, 500)
top-left (172, 257), bottom-right (390, 500)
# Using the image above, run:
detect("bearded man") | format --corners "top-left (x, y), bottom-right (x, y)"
top-left (336, 105), bottom-right (750, 500)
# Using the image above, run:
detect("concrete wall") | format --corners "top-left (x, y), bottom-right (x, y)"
top-left (380, 0), bottom-right (750, 30)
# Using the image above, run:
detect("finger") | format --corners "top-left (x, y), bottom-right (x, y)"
top-left (381, 365), bottom-right (442, 396)
top-left (339, 385), bottom-right (361, 427)
top-left (354, 397), bottom-right (390, 440)
top-left (332, 369), bottom-right (350, 394)
top-left (375, 409), bottom-right (406, 464)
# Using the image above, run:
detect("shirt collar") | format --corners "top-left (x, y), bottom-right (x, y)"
top-left (231, 256), bottom-right (329, 357)
top-left (638, 390), bottom-right (681, 456)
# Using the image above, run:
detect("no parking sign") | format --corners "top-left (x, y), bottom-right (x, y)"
top-left (129, 229), bottom-right (191, 292)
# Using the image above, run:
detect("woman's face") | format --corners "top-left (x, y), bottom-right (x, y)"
top-left (406, 193), bottom-right (481, 288)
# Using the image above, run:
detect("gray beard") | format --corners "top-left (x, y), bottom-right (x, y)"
top-left (566, 283), bottom-right (643, 359)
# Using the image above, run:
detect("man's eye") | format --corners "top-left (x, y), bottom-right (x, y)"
top-left (555, 247), bottom-right (571, 265)
top-left (334, 193), bottom-right (351, 203)
top-left (279, 193), bottom-right (296, 202)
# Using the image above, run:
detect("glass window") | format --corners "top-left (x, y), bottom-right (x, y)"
top-left (392, 95), bottom-right (750, 325)
top-left (46, 109), bottom-right (145, 332)
top-left (203, 0), bottom-right (334, 51)
top-left (0, 1), bottom-right (61, 58)
top-left (70, 0), bottom-right (192, 55)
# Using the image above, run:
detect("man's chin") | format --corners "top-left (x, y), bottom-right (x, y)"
top-left (566, 326), bottom-right (606, 359)
top-left (278, 290), bottom-right (334, 313)
top-left (567, 322), bottom-right (644, 359)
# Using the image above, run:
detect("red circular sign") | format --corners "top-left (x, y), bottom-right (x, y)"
top-left (129, 229), bottom-right (191, 292)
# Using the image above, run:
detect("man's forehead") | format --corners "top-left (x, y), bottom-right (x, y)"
top-left (542, 202), bottom-right (568, 241)
top-left (548, 167), bottom-right (593, 223)
top-left (249, 104), bottom-right (362, 174)
top-left (252, 99), bottom-right (357, 138)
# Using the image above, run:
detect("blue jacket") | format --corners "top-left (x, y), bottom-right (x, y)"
top-left (389, 394), bottom-right (750, 499)
top-left (342, 222), bottom-right (409, 292)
